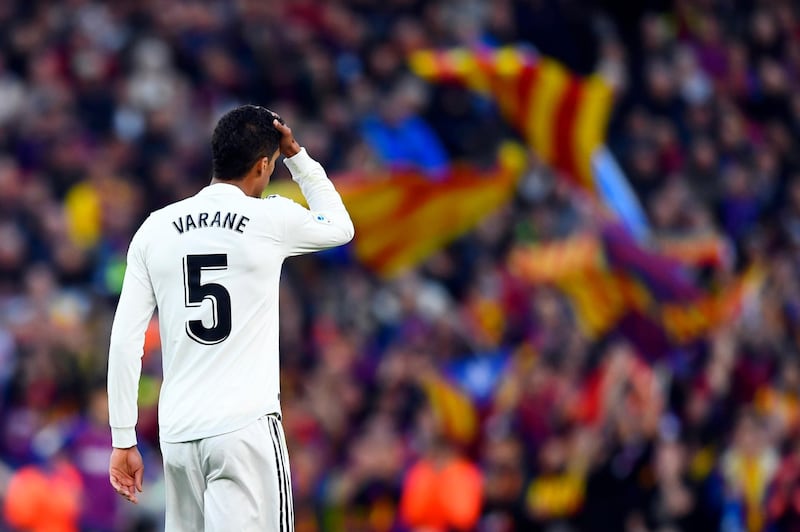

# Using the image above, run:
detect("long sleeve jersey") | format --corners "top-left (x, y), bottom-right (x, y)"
top-left (107, 148), bottom-right (354, 448)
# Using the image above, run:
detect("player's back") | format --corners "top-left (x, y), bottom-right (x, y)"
top-left (137, 183), bottom-right (286, 443)
top-left (109, 147), bottom-right (353, 448)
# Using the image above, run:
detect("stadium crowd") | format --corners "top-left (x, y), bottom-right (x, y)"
top-left (0, 0), bottom-right (800, 531)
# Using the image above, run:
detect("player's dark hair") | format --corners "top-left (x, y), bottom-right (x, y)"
top-left (211, 105), bottom-right (282, 180)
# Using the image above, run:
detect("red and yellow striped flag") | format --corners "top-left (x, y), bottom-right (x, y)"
top-left (266, 143), bottom-right (527, 278)
top-left (660, 265), bottom-right (764, 343)
top-left (409, 46), bottom-right (614, 191)
top-left (510, 236), bottom-right (763, 343)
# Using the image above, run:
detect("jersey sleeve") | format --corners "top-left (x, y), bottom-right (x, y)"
top-left (107, 221), bottom-right (157, 448)
top-left (278, 148), bottom-right (355, 257)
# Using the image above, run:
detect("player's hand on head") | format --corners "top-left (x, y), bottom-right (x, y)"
top-left (270, 113), bottom-right (301, 159)
top-left (109, 446), bottom-right (144, 504)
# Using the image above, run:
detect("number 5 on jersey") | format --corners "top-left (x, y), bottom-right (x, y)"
top-left (183, 254), bottom-right (232, 344)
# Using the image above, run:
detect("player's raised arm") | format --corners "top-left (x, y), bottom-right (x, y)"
top-left (106, 224), bottom-right (156, 503)
top-left (271, 118), bottom-right (355, 256)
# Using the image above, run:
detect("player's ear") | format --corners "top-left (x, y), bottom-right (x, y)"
top-left (261, 155), bottom-right (278, 176)
top-left (261, 148), bottom-right (280, 176)
top-left (260, 155), bottom-right (276, 177)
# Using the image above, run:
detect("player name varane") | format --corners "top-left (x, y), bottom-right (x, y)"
top-left (171, 211), bottom-right (250, 234)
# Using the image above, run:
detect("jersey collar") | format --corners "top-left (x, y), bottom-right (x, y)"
top-left (198, 182), bottom-right (247, 196)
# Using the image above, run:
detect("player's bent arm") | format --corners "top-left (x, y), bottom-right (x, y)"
top-left (107, 228), bottom-right (156, 449)
top-left (281, 147), bottom-right (355, 255)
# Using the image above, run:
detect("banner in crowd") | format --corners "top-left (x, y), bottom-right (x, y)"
top-left (509, 230), bottom-right (759, 343)
top-left (266, 143), bottom-right (527, 277)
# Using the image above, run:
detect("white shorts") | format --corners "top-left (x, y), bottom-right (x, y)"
top-left (160, 414), bottom-right (294, 532)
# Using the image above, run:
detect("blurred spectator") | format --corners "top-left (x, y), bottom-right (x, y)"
top-left (479, 435), bottom-right (530, 531)
top-left (360, 78), bottom-right (450, 178)
top-left (767, 440), bottom-right (800, 531)
top-left (3, 457), bottom-right (82, 532)
top-left (399, 427), bottom-right (482, 531)
top-left (720, 411), bottom-right (779, 532)
top-left (67, 384), bottom-right (118, 531)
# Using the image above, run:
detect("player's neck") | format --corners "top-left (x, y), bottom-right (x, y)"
top-left (209, 176), bottom-right (265, 198)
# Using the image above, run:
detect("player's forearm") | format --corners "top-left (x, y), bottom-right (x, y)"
top-left (107, 345), bottom-right (142, 448)
top-left (284, 148), bottom-right (355, 239)
top-left (107, 314), bottom-right (146, 448)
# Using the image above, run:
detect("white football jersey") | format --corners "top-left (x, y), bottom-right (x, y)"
top-left (107, 148), bottom-right (354, 447)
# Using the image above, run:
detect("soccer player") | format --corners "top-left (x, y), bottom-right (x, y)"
top-left (106, 105), bottom-right (354, 531)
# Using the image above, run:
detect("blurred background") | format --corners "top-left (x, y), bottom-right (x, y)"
top-left (1, 0), bottom-right (799, 531)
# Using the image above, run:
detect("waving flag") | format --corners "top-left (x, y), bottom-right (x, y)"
top-left (600, 224), bottom-right (701, 302)
top-left (410, 46), bottom-right (651, 241)
top-left (660, 266), bottom-right (764, 343)
top-left (444, 350), bottom-right (512, 405)
top-left (422, 373), bottom-right (479, 445)
top-left (509, 230), bottom-right (762, 343)
top-left (410, 46), bottom-right (612, 191)
top-left (266, 143), bottom-right (527, 277)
